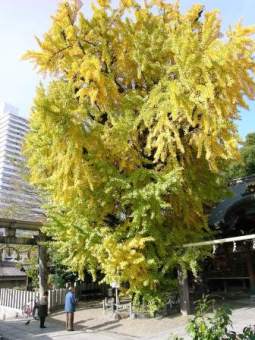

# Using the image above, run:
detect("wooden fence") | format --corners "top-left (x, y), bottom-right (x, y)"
top-left (0, 288), bottom-right (36, 311)
top-left (0, 288), bottom-right (67, 313)
top-left (48, 288), bottom-right (66, 312)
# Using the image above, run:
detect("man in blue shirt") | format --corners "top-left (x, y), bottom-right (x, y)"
top-left (64, 286), bottom-right (76, 331)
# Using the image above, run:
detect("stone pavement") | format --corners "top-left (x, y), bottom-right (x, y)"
top-left (1, 299), bottom-right (255, 339)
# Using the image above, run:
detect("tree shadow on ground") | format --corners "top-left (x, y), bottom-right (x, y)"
top-left (73, 318), bottom-right (94, 325)
top-left (50, 300), bottom-right (101, 316)
top-left (77, 300), bottom-right (102, 309)
top-left (48, 315), bottom-right (122, 333)
top-left (86, 319), bottom-right (120, 331)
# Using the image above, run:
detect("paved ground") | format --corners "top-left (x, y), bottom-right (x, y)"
top-left (1, 299), bottom-right (255, 339)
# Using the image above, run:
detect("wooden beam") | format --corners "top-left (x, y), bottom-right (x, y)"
top-left (183, 233), bottom-right (255, 248)
top-left (207, 276), bottom-right (249, 280)
top-left (0, 236), bottom-right (37, 245)
top-left (0, 217), bottom-right (42, 231)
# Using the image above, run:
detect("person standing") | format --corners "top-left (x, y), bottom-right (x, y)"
top-left (38, 291), bottom-right (48, 328)
top-left (65, 286), bottom-right (76, 331)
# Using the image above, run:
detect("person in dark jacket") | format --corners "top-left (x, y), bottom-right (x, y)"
top-left (38, 291), bottom-right (48, 328)
top-left (64, 287), bottom-right (76, 331)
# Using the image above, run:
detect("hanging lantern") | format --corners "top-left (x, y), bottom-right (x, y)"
top-left (233, 241), bottom-right (237, 253)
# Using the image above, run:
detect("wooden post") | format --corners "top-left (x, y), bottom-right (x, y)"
top-left (223, 280), bottom-right (228, 294)
top-left (48, 290), bottom-right (52, 313)
top-left (114, 288), bottom-right (119, 305)
top-left (178, 267), bottom-right (191, 315)
top-left (245, 250), bottom-right (255, 294)
top-left (38, 235), bottom-right (48, 299)
top-left (242, 279), bottom-right (246, 290)
top-left (4, 228), bottom-right (16, 237)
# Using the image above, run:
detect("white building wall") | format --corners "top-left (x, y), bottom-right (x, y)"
top-left (0, 102), bottom-right (42, 221)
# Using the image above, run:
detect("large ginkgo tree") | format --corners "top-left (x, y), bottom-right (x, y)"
top-left (23, 0), bottom-right (255, 311)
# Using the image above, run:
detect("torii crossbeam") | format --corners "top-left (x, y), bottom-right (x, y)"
top-left (0, 217), bottom-right (47, 298)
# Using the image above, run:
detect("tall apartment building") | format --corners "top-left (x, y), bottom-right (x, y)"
top-left (0, 102), bottom-right (42, 221)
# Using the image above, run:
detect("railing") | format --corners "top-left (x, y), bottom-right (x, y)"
top-left (0, 288), bottom-right (67, 313)
top-left (102, 297), bottom-right (132, 318)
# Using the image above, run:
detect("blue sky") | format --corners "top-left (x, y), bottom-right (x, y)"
top-left (0, 0), bottom-right (254, 138)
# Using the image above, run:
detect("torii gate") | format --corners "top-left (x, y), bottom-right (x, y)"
top-left (179, 174), bottom-right (255, 315)
top-left (0, 217), bottom-right (47, 299)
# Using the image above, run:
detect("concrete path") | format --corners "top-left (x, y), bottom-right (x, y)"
top-left (0, 318), bottom-right (135, 340)
top-left (1, 299), bottom-right (255, 339)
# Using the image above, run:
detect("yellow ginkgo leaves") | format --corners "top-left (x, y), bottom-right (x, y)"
top-left (24, 0), bottom-right (255, 312)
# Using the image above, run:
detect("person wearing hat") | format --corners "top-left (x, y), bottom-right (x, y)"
top-left (64, 286), bottom-right (76, 331)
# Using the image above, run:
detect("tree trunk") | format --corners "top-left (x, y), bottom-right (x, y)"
top-left (38, 237), bottom-right (48, 299)
top-left (178, 267), bottom-right (191, 315)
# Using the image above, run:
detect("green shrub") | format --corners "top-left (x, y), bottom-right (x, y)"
top-left (173, 296), bottom-right (255, 340)
top-left (227, 326), bottom-right (255, 339)
top-left (187, 296), bottom-right (232, 340)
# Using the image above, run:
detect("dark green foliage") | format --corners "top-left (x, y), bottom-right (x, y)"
top-left (187, 296), bottom-right (232, 340)
top-left (225, 133), bottom-right (255, 180)
top-left (173, 296), bottom-right (255, 340)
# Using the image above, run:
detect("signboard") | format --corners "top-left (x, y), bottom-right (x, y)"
top-left (111, 282), bottom-right (120, 288)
